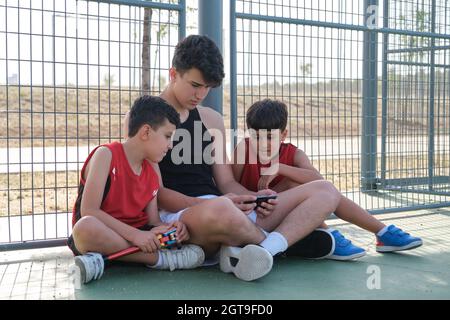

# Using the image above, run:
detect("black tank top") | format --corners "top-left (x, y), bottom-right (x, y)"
top-left (158, 108), bottom-right (221, 197)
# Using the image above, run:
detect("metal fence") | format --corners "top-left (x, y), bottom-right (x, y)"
top-left (229, 0), bottom-right (450, 214)
top-left (2, 0), bottom-right (450, 250)
top-left (0, 0), bottom-right (185, 250)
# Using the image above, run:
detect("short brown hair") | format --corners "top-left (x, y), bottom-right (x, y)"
top-left (246, 99), bottom-right (288, 131)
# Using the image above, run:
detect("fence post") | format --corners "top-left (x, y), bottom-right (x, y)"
top-left (178, 0), bottom-right (186, 40)
top-left (229, 0), bottom-right (237, 148)
top-left (361, 0), bottom-right (379, 191)
top-left (428, 0), bottom-right (436, 190)
top-left (198, 0), bottom-right (223, 114)
top-left (380, 0), bottom-right (388, 187)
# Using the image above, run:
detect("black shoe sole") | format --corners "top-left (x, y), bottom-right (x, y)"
top-left (284, 229), bottom-right (334, 259)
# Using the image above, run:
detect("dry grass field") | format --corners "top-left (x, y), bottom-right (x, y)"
top-left (2, 154), bottom-right (449, 217)
top-left (1, 83), bottom-right (438, 149)
top-left (1, 85), bottom-right (449, 217)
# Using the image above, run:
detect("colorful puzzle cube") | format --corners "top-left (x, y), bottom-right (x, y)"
top-left (158, 229), bottom-right (180, 249)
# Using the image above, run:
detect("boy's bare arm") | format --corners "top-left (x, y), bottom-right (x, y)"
top-left (145, 196), bottom-right (164, 227)
top-left (123, 111), bottom-right (130, 139)
top-left (80, 147), bottom-right (140, 243)
top-left (278, 149), bottom-right (324, 184)
top-left (150, 162), bottom-right (204, 212)
top-left (145, 195), bottom-right (190, 242)
top-left (231, 140), bottom-right (245, 182)
top-left (214, 162), bottom-right (254, 195)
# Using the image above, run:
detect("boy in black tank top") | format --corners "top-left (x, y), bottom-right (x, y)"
top-left (158, 108), bottom-right (220, 197)
top-left (125, 35), bottom-right (339, 282)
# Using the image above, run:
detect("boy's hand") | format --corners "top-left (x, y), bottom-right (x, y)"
top-left (257, 174), bottom-right (278, 191)
top-left (132, 225), bottom-right (173, 253)
top-left (258, 163), bottom-right (282, 190)
top-left (223, 193), bottom-right (257, 215)
top-left (169, 221), bottom-right (189, 243)
top-left (255, 189), bottom-right (278, 217)
top-left (151, 224), bottom-right (172, 235)
top-left (131, 229), bottom-right (164, 254)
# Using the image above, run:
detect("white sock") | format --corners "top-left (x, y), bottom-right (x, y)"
top-left (259, 227), bottom-right (269, 237)
top-left (377, 226), bottom-right (389, 237)
top-left (148, 252), bottom-right (164, 269)
top-left (326, 228), bottom-right (336, 233)
top-left (259, 231), bottom-right (288, 256)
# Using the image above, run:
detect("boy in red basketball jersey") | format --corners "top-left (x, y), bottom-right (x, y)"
top-left (68, 96), bottom-right (205, 280)
top-left (233, 99), bottom-right (422, 260)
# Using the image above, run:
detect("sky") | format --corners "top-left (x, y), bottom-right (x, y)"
top-left (1, 0), bottom-right (446, 88)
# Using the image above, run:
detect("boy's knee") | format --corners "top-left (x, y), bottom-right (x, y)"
top-left (201, 197), bottom-right (248, 233)
top-left (72, 216), bottom-right (102, 242)
top-left (208, 197), bottom-right (235, 217)
top-left (314, 180), bottom-right (341, 207)
top-left (217, 196), bottom-right (235, 209)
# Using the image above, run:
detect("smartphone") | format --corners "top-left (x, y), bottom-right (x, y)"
top-left (244, 195), bottom-right (277, 207)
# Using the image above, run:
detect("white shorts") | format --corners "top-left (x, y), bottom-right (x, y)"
top-left (159, 194), bottom-right (258, 224)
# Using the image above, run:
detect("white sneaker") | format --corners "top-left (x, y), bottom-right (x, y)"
top-left (219, 244), bottom-right (273, 281)
top-left (158, 244), bottom-right (205, 271)
top-left (74, 252), bottom-right (105, 284)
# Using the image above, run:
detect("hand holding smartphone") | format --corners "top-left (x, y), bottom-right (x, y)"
top-left (244, 195), bottom-right (278, 208)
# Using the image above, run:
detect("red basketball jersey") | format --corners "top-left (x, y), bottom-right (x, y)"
top-left (239, 138), bottom-right (297, 192)
top-left (72, 142), bottom-right (159, 228)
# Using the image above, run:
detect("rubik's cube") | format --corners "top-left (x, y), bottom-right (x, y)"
top-left (158, 229), bottom-right (180, 249)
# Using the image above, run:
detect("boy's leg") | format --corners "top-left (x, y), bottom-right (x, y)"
top-left (71, 216), bottom-right (159, 265)
top-left (72, 216), bottom-right (205, 282)
top-left (73, 216), bottom-right (205, 266)
top-left (273, 178), bottom-right (421, 255)
top-left (71, 216), bottom-right (157, 283)
top-left (72, 216), bottom-right (205, 271)
top-left (179, 197), bottom-right (266, 256)
top-left (256, 180), bottom-right (340, 247)
top-left (268, 178), bottom-right (370, 260)
top-left (333, 196), bottom-right (385, 233)
top-left (271, 178), bottom-right (329, 229)
top-left (273, 177), bottom-right (384, 232)
top-left (179, 197), bottom-right (274, 281)
top-left (324, 197), bottom-right (422, 253)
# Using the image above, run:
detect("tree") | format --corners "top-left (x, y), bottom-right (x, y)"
top-left (103, 74), bottom-right (116, 87)
top-left (140, 3), bottom-right (196, 93)
top-left (141, 8), bottom-right (153, 94)
top-left (298, 62), bottom-right (312, 95)
top-left (151, 24), bottom-right (168, 91)
top-left (299, 63), bottom-right (312, 77)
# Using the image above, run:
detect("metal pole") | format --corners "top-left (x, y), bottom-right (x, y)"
top-left (198, 0), bottom-right (223, 114)
top-left (361, 0), bottom-right (379, 191)
top-left (428, 0), bottom-right (436, 190)
top-left (234, 12), bottom-right (450, 40)
top-left (380, 0), bottom-right (389, 187)
top-left (178, 0), bottom-right (186, 40)
top-left (229, 0), bottom-right (237, 148)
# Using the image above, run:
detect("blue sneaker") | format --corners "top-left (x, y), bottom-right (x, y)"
top-left (328, 230), bottom-right (366, 261)
top-left (376, 225), bottom-right (423, 252)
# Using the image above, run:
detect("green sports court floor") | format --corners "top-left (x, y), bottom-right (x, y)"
top-left (1, 207), bottom-right (449, 300)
